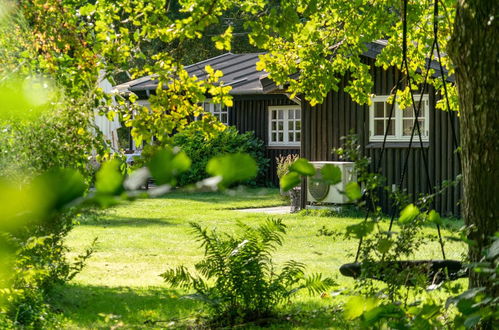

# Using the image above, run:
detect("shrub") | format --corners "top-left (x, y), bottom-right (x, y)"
top-left (0, 109), bottom-right (104, 185)
top-left (0, 170), bottom-right (95, 327)
top-left (161, 218), bottom-right (335, 327)
top-left (173, 126), bottom-right (269, 186)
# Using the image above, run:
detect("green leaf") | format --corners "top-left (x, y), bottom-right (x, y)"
top-left (345, 182), bottom-right (362, 201)
top-left (344, 296), bottom-right (378, 320)
top-left (463, 315), bottom-right (482, 328)
top-left (399, 204), bottom-right (420, 224)
top-left (362, 304), bottom-right (404, 325)
top-left (79, 4), bottom-right (96, 16)
top-left (289, 158), bottom-right (316, 176)
top-left (346, 221), bottom-right (374, 239)
top-left (95, 159), bottom-right (124, 195)
top-left (487, 239), bottom-right (499, 259)
top-left (206, 153), bottom-right (258, 187)
top-left (428, 210), bottom-right (442, 225)
top-left (377, 238), bottom-right (394, 254)
top-left (148, 148), bottom-right (191, 185)
top-left (280, 172), bottom-right (301, 192)
top-left (172, 151), bottom-right (192, 174)
top-left (34, 169), bottom-right (86, 210)
top-left (320, 164), bottom-right (342, 185)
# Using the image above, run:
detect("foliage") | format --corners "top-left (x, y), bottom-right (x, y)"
top-left (343, 233), bottom-right (499, 329)
top-left (447, 233), bottom-right (499, 328)
top-left (0, 133), bottom-right (259, 327)
top-left (173, 126), bottom-right (268, 187)
top-left (0, 170), bottom-right (94, 327)
top-left (0, 109), bottom-right (105, 185)
top-left (161, 218), bottom-right (335, 326)
top-left (246, 0), bottom-right (458, 112)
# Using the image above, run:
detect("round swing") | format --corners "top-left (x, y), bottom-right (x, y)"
top-left (339, 0), bottom-right (467, 287)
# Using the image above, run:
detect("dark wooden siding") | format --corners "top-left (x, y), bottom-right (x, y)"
top-left (300, 62), bottom-right (461, 216)
top-left (230, 95), bottom-right (300, 186)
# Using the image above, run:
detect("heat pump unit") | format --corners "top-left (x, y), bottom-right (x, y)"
top-left (307, 161), bottom-right (357, 204)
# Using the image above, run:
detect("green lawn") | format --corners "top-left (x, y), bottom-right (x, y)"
top-left (54, 188), bottom-right (466, 328)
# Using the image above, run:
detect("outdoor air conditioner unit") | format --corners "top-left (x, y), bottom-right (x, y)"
top-left (307, 161), bottom-right (357, 205)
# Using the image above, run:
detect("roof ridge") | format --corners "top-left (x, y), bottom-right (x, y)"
top-left (184, 52), bottom-right (234, 69)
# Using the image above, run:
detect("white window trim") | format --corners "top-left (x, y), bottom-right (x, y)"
top-left (369, 95), bottom-right (430, 142)
top-left (201, 99), bottom-right (230, 125)
top-left (268, 105), bottom-right (301, 147)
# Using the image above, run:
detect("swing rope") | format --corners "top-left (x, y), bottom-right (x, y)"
top-left (353, 0), bottom-right (459, 263)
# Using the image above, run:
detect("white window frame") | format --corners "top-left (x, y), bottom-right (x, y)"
top-left (268, 105), bottom-right (301, 147)
top-left (369, 95), bottom-right (430, 142)
top-left (201, 100), bottom-right (230, 125)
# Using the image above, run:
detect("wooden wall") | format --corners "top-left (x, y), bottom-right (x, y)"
top-left (230, 95), bottom-right (300, 186)
top-left (300, 61), bottom-right (461, 216)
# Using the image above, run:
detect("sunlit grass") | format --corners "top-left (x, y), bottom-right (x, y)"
top-left (55, 187), bottom-right (466, 328)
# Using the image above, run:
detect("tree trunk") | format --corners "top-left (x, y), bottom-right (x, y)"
top-left (448, 0), bottom-right (499, 294)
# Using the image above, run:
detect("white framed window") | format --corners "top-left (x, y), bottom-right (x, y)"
top-left (201, 101), bottom-right (229, 125)
top-left (369, 95), bottom-right (429, 142)
top-left (268, 105), bottom-right (301, 146)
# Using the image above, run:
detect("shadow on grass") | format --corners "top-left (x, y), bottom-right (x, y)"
top-left (270, 300), bottom-right (355, 330)
top-left (163, 189), bottom-right (281, 204)
top-left (80, 215), bottom-right (177, 227)
top-left (50, 284), bottom-right (201, 328)
top-left (50, 284), bottom-right (356, 329)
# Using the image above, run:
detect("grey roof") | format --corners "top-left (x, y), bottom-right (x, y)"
top-left (115, 41), bottom-right (452, 96)
top-left (114, 53), bottom-right (266, 95)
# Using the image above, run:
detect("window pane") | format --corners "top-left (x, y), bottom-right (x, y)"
top-left (272, 133), bottom-right (276, 141)
top-left (289, 110), bottom-right (294, 119)
top-left (387, 119), bottom-right (395, 135)
top-left (295, 132), bottom-right (301, 142)
top-left (375, 102), bottom-right (384, 118)
top-left (375, 120), bottom-right (384, 135)
top-left (278, 110), bottom-right (284, 119)
top-left (416, 119), bottom-right (425, 134)
top-left (295, 121), bottom-right (301, 130)
top-left (403, 119), bottom-right (413, 136)
top-left (295, 110), bottom-right (301, 119)
top-left (414, 101), bottom-right (421, 115)
top-left (278, 132), bottom-right (283, 141)
top-left (272, 122), bottom-right (276, 130)
top-left (403, 106), bottom-right (414, 118)
top-left (221, 114), bottom-right (228, 124)
top-left (278, 121), bottom-right (283, 130)
top-left (289, 121), bottom-right (294, 130)
top-left (289, 133), bottom-right (294, 142)
top-left (272, 111), bottom-right (276, 119)
top-left (418, 119), bottom-right (424, 130)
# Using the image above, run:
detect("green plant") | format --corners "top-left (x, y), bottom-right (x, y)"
top-left (276, 154), bottom-right (299, 180)
top-left (161, 218), bottom-right (335, 326)
top-left (173, 126), bottom-right (269, 187)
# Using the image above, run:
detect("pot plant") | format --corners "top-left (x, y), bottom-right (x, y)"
top-left (276, 154), bottom-right (301, 212)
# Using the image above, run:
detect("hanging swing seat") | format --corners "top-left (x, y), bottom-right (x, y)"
top-left (340, 260), bottom-right (467, 285)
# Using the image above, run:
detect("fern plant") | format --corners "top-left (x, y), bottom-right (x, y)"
top-left (161, 218), bottom-right (335, 326)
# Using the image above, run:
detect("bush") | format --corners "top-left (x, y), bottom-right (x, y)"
top-left (173, 126), bottom-right (269, 186)
top-left (0, 109), bottom-right (104, 185)
top-left (0, 170), bottom-right (95, 327)
top-left (161, 218), bottom-right (335, 327)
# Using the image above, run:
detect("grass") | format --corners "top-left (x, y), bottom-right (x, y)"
top-left (54, 187), bottom-right (466, 328)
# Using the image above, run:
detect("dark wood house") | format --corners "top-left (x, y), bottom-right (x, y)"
top-left (262, 41), bottom-right (461, 216)
top-left (116, 45), bottom-right (461, 216)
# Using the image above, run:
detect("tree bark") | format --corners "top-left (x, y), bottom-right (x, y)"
top-left (448, 0), bottom-right (499, 294)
